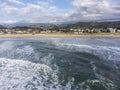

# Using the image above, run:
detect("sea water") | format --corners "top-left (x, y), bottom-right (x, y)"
top-left (0, 38), bottom-right (120, 90)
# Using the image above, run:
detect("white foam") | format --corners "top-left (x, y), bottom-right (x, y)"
top-left (90, 61), bottom-right (107, 82)
top-left (0, 41), bottom-right (14, 51)
top-left (0, 58), bottom-right (59, 90)
top-left (40, 53), bottom-right (54, 66)
top-left (16, 45), bottom-right (34, 55)
top-left (0, 58), bottom-right (80, 90)
top-left (80, 79), bottom-right (116, 90)
top-left (55, 43), bottom-right (120, 61)
top-left (0, 41), bottom-right (37, 60)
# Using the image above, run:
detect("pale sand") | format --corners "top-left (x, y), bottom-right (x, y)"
top-left (0, 33), bottom-right (120, 38)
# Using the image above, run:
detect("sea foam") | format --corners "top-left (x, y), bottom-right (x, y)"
top-left (55, 43), bottom-right (120, 61)
top-left (0, 58), bottom-right (58, 90)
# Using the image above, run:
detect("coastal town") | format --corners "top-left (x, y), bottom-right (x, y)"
top-left (0, 22), bottom-right (120, 35)
top-left (0, 24), bottom-right (120, 35)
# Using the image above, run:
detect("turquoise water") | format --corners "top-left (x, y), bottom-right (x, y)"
top-left (0, 38), bottom-right (120, 90)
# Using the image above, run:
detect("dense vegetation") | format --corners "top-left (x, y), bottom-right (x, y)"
top-left (63, 21), bottom-right (120, 29)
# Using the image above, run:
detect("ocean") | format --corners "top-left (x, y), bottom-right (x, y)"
top-left (0, 38), bottom-right (120, 90)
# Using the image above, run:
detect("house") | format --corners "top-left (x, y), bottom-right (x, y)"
top-left (78, 29), bottom-right (84, 33)
top-left (108, 28), bottom-right (117, 33)
top-left (16, 31), bottom-right (23, 34)
top-left (116, 28), bottom-right (120, 32)
top-left (40, 31), bottom-right (47, 34)
top-left (70, 28), bottom-right (83, 34)
top-left (27, 29), bottom-right (33, 33)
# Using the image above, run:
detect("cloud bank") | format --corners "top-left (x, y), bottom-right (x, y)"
top-left (0, 0), bottom-right (120, 23)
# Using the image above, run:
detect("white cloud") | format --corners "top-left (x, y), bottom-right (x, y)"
top-left (0, 0), bottom-right (120, 23)
top-left (7, 0), bottom-right (24, 5)
top-left (0, 0), bottom-right (59, 23)
top-left (69, 0), bottom-right (120, 21)
top-left (0, 20), bottom-right (17, 24)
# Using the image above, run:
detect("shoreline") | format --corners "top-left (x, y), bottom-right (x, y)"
top-left (0, 33), bottom-right (120, 38)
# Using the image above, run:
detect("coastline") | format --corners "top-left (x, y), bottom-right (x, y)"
top-left (0, 33), bottom-right (120, 38)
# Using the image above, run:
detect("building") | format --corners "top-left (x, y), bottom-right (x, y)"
top-left (108, 28), bottom-right (117, 33)
top-left (116, 28), bottom-right (120, 32)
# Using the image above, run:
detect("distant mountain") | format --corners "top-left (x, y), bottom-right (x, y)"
top-left (62, 21), bottom-right (120, 28)
top-left (1, 21), bottom-right (120, 28)
top-left (0, 25), bottom-right (6, 29)
top-left (56, 21), bottom-right (78, 27)
top-left (1, 23), bottom-right (54, 27)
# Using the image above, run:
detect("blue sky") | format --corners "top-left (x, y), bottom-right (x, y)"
top-left (53, 0), bottom-right (73, 9)
top-left (0, 0), bottom-right (120, 23)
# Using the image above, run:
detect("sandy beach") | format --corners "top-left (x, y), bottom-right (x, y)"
top-left (0, 33), bottom-right (120, 38)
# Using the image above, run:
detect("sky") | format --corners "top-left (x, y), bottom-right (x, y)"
top-left (0, 0), bottom-right (120, 23)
